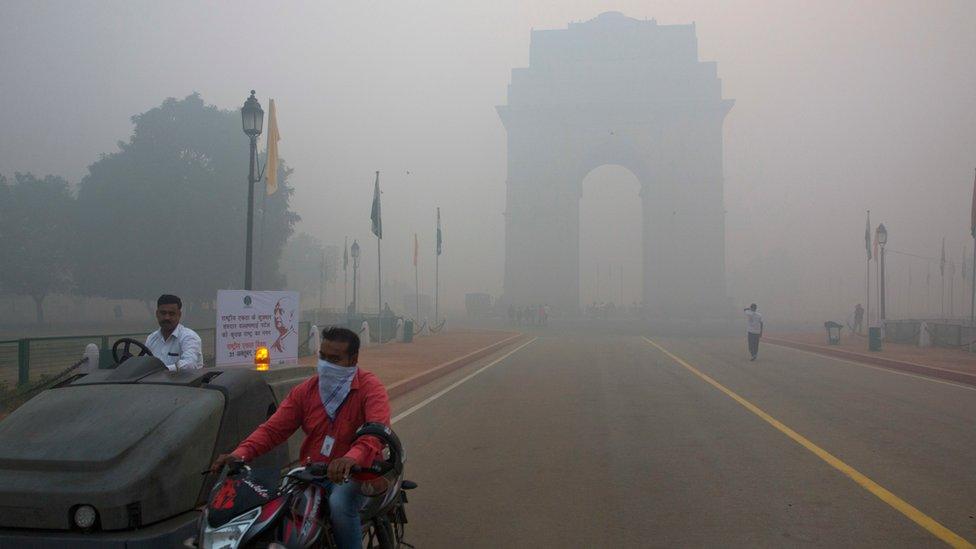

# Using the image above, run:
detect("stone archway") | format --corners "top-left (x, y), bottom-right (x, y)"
top-left (579, 164), bottom-right (643, 309)
top-left (497, 12), bottom-right (733, 317)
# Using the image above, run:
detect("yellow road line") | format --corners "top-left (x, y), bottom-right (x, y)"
top-left (642, 337), bottom-right (974, 549)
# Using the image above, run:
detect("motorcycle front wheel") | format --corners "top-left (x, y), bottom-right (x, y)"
top-left (368, 517), bottom-right (396, 549)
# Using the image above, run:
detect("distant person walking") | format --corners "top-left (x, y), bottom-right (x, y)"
top-left (744, 303), bottom-right (763, 361)
top-left (853, 303), bottom-right (864, 334)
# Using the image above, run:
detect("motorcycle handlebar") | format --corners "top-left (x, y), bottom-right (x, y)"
top-left (292, 462), bottom-right (387, 481)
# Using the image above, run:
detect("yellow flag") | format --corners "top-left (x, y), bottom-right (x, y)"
top-left (265, 99), bottom-right (280, 195)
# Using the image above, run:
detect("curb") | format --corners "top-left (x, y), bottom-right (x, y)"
top-left (386, 333), bottom-right (528, 399)
top-left (765, 337), bottom-right (976, 388)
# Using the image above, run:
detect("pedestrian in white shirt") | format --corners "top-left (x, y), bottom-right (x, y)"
top-left (744, 303), bottom-right (763, 361)
top-left (146, 294), bottom-right (203, 371)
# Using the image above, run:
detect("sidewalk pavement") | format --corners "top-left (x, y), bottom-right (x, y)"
top-left (298, 329), bottom-right (525, 398)
top-left (767, 332), bottom-right (976, 386)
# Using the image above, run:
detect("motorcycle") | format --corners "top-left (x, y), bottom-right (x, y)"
top-left (189, 423), bottom-right (416, 549)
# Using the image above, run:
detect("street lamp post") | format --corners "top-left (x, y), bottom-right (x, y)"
top-left (878, 223), bottom-right (888, 323)
top-left (351, 240), bottom-right (361, 314)
top-left (240, 91), bottom-right (264, 291)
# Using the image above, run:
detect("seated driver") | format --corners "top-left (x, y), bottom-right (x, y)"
top-left (211, 327), bottom-right (391, 549)
top-left (145, 294), bottom-right (203, 371)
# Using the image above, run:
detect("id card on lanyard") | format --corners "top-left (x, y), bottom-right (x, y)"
top-left (321, 435), bottom-right (335, 457)
top-left (320, 397), bottom-right (348, 458)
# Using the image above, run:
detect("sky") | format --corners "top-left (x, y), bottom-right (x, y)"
top-left (1, 0), bottom-right (975, 320)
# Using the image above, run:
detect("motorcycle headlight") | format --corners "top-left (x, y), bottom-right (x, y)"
top-left (73, 505), bottom-right (98, 529)
top-left (201, 508), bottom-right (260, 549)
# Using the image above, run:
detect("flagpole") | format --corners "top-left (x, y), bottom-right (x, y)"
top-left (415, 234), bottom-right (420, 322)
top-left (435, 252), bottom-right (439, 323)
top-left (941, 237), bottom-right (946, 319)
top-left (971, 167), bottom-right (976, 326)
top-left (435, 207), bottom-right (441, 325)
top-left (344, 237), bottom-right (348, 315)
top-left (950, 263), bottom-right (955, 318)
top-left (375, 171), bottom-right (383, 343)
top-left (865, 210), bottom-right (871, 334)
top-left (971, 236), bottom-right (976, 325)
top-left (377, 234), bottom-right (382, 337)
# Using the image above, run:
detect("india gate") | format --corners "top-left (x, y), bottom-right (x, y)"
top-left (497, 12), bottom-right (734, 317)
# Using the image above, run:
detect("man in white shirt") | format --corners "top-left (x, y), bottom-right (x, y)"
top-left (744, 303), bottom-right (763, 361)
top-left (145, 294), bottom-right (203, 371)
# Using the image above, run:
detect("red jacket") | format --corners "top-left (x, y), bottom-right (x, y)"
top-left (232, 368), bottom-right (391, 467)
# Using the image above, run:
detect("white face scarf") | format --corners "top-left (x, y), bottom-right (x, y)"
top-left (317, 358), bottom-right (358, 420)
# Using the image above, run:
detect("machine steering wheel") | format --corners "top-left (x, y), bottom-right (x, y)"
top-left (112, 337), bottom-right (154, 364)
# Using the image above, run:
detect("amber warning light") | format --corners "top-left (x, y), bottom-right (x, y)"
top-left (255, 346), bottom-right (270, 371)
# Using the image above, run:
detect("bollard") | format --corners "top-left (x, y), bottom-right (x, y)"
top-left (83, 344), bottom-right (99, 373)
top-left (868, 326), bottom-right (882, 352)
top-left (309, 325), bottom-right (321, 355)
top-left (360, 320), bottom-right (371, 348)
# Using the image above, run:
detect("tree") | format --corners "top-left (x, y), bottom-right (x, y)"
top-left (0, 173), bottom-right (75, 322)
top-left (280, 233), bottom-right (338, 309)
top-left (73, 94), bottom-right (299, 308)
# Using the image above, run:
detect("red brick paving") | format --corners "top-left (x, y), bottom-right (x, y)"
top-left (298, 329), bottom-right (523, 388)
top-left (771, 331), bottom-right (976, 375)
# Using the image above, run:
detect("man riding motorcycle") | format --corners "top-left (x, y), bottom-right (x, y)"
top-left (210, 327), bottom-right (391, 549)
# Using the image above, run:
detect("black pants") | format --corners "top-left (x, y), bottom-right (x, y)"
top-left (748, 333), bottom-right (761, 358)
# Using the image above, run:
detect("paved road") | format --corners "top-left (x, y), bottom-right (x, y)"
top-left (389, 330), bottom-right (976, 548)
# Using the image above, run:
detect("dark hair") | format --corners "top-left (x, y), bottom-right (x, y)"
top-left (157, 294), bottom-right (182, 310)
top-left (321, 326), bottom-right (360, 356)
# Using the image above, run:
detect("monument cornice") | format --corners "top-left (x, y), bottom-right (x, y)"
top-left (497, 99), bottom-right (734, 130)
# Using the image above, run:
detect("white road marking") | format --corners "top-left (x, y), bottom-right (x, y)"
top-left (391, 337), bottom-right (538, 424)
top-left (766, 342), bottom-right (976, 393)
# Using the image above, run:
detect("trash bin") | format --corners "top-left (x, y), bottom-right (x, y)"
top-left (824, 321), bottom-right (843, 345)
top-left (402, 320), bottom-right (414, 343)
top-left (868, 326), bottom-right (882, 351)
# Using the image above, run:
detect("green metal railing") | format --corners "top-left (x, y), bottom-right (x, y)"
top-left (0, 321), bottom-right (312, 388)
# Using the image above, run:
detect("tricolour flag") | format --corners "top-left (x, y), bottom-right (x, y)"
top-left (864, 210), bottom-right (871, 261)
top-left (370, 171), bottom-right (382, 239)
top-left (265, 99), bottom-right (281, 196)
top-left (413, 233), bottom-right (419, 267)
top-left (436, 207), bottom-right (442, 256)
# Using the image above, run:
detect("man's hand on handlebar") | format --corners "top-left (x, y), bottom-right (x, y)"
top-left (327, 456), bottom-right (357, 483)
top-left (210, 453), bottom-right (242, 473)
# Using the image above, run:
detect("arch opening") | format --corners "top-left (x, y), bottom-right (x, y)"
top-left (578, 164), bottom-right (643, 312)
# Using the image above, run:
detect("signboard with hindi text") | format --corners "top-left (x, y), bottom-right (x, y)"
top-left (216, 290), bottom-right (300, 366)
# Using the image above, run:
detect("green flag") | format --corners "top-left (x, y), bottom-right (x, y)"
top-left (370, 171), bottom-right (382, 239)
top-left (864, 211), bottom-right (871, 260)
top-left (436, 207), bottom-right (443, 256)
